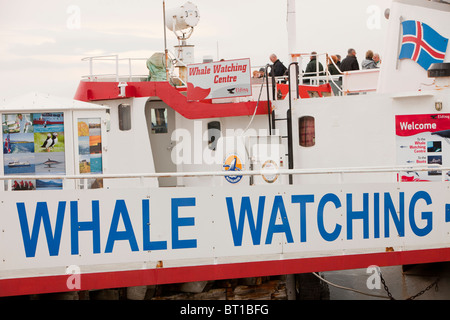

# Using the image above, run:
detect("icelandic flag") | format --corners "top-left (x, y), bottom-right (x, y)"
top-left (398, 20), bottom-right (448, 71)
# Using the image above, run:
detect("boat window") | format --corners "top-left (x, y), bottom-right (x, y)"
top-left (151, 108), bottom-right (168, 134)
top-left (299, 116), bottom-right (315, 147)
top-left (207, 121), bottom-right (221, 150)
top-left (118, 104), bottom-right (131, 131)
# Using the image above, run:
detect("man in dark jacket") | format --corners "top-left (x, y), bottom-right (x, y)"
top-left (340, 48), bottom-right (359, 72)
top-left (305, 52), bottom-right (324, 76)
top-left (304, 51), bottom-right (325, 84)
top-left (269, 54), bottom-right (287, 77)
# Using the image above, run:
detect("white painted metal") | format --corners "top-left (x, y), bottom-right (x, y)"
top-left (377, 0), bottom-right (450, 93)
top-left (1, 0), bottom-right (450, 293)
top-left (0, 181), bottom-right (448, 279)
top-left (287, 0), bottom-right (297, 62)
top-left (341, 69), bottom-right (380, 94)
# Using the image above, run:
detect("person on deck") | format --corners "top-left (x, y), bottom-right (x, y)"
top-left (373, 53), bottom-right (381, 67)
top-left (269, 54), bottom-right (287, 77)
top-left (361, 50), bottom-right (378, 69)
top-left (335, 54), bottom-right (341, 69)
top-left (327, 55), bottom-right (341, 75)
top-left (340, 48), bottom-right (360, 72)
top-left (304, 51), bottom-right (325, 84)
top-left (305, 52), bottom-right (325, 75)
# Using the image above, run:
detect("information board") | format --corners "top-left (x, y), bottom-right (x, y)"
top-left (187, 58), bottom-right (252, 101)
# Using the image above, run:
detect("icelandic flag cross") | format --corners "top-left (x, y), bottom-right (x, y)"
top-left (398, 20), bottom-right (448, 71)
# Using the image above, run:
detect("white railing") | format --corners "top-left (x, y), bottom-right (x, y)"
top-left (81, 52), bottom-right (188, 86)
top-left (341, 68), bottom-right (380, 95)
top-left (81, 52), bottom-right (379, 96)
top-left (81, 55), bottom-right (149, 82)
top-left (1, 165), bottom-right (447, 191)
top-left (283, 52), bottom-right (380, 96)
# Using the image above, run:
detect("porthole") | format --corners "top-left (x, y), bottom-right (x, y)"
top-left (299, 116), bottom-right (315, 147)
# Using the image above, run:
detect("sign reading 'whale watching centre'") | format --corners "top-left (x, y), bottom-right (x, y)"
top-left (187, 58), bottom-right (252, 101)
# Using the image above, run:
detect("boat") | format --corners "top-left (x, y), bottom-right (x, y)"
top-left (7, 161), bottom-right (30, 167)
top-left (32, 119), bottom-right (64, 125)
top-left (0, 0), bottom-right (449, 300)
top-left (33, 113), bottom-right (64, 125)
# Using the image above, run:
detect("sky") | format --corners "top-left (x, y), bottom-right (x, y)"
top-left (0, 0), bottom-right (392, 102)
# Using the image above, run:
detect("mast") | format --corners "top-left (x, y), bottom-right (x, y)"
top-left (163, 0), bottom-right (169, 81)
top-left (287, 0), bottom-right (298, 62)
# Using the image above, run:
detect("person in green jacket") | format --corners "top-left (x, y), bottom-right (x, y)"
top-left (304, 51), bottom-right (324, 84)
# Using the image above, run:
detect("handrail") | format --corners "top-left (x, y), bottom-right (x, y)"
top-left (341, 68), bottom-right (380, 95)
top-left (265, 64), bottom-right (273, 135)
top-left (324, 72), bottom-right (344, 94)
top-left (292, 52), bottom-right (381, 95)
top-left (292, 51), bottom-right (341, 73)
top-left (81, 54), bottom-right (119, 82)
top-left (80, 52), bottom-right (377, 96)
top-left (167, 49), bottom-right (188, 86)
top-left (301, 73), bottom-right (343, 95)
top-left (286, 62), bottom-right (299, 184)
top-left (81, 54), bottom-right (120, 62)
top-left (1, 165), bottom-right (445, 181)
top-left (80, 53), bottom-right (187, 85)
top-left (2, 165), bottom-right (446, 191)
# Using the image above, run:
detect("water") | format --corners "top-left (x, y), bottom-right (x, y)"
top-left (8, 142), bottom-right (35, 154)
top-left (3, 132), bottom-right (35, 154)
top-left (35, 162), bottom-right (65, 174)
top-left (90, 155), bottom-right (102, 173)
top-left (34, 124), bottom-right (64, 133)
top-left (35, 179), bottom-right (63, 190)
top-left (34, 152), bottom-right (65, 174)
top-left (4, 164), bottom-right (35, 175)
top-left (323, 262), bottom-right (450, 300)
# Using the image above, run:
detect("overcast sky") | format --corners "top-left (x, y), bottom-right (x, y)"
top-left (0, 0), bottom-right (392, 102)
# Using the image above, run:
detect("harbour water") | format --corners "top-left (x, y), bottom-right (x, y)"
top-left (323, 262), bottom-right (450, 300)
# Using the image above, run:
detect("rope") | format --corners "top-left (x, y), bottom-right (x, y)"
top-left (242, 70), bottom-right (268, 134)
top-left (311, 272), bottom-right (392, 300)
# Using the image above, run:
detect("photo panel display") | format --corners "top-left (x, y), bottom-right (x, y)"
top-left (2, 113), bottom-right (65, 190)
top-left (78, 118), bottom-right (103, 177)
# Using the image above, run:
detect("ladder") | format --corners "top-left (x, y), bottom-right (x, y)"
top-left (266, 62), bottom-right (299, 185)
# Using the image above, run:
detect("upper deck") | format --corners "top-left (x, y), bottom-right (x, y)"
top-left (74, 52), bottom-right (381, 104)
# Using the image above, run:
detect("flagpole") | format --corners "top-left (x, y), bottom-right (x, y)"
top-left (396, 16), bottom-right (404, 70)
top-left (163, 0), bottom-right (169, 81)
